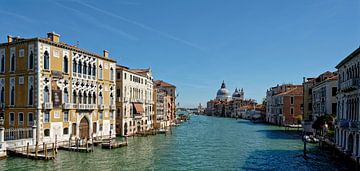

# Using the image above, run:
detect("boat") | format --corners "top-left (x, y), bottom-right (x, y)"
top-left (303, 135), bottom-right (319, 144)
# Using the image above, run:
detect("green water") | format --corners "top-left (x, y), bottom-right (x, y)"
top-left (0, 115), bottom-right (353, 170)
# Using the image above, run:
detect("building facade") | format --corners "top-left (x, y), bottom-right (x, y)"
top-left (335, 47), bottom-right (360, 158)
top-left (154, 80), bottom-right (176, 128)
top-left (266, 84), bottom-right (303, 125)
top-left (0, 33), bottom-right (116, 147)
top-left (115, 65), bottom-right (154, 136)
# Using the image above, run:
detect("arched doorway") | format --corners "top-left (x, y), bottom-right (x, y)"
top-left (348, 134), bottom-right (354, 154)
top-left (124, 122), bottom-right (128, 136)
top-left (79, 117), bottom-right (90, 139)
top-left (137, 121), bottom-right (141, 132)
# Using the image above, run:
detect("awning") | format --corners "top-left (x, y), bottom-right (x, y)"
top-left (133, 103), bottom-right (144, 113)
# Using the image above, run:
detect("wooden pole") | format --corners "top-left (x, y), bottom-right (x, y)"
top-left (52, 143), bottom-right (55, 159)
top-left (26, 142), bottom-right (29, 158)
top-left (35, 142), bottom-right (38, 159)
top-left (44, 143), bottom-right (47, 160)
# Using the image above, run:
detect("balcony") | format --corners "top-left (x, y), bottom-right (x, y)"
top-left (72, 72), bottom-right (77, 77)
top-left (42, 102), bottom-right (53, 109)
top-left (79, 104), bottom-right (86, 110)
top-left (72, 104), bottom-right (78, 109)
top-left (62, 103), bottom-right (72, 109)
top-left (340, 79), bottom-right (360, 92)
top-left (92, 76), bottom-right (96, 80)
top-left (110, 104), bottom-right (116, 110)
top-left (98, 104), bottom-right (104, 110)
top-left (134, 114), bottom-right (142, 119)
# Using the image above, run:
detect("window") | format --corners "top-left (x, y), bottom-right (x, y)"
top-left (73, 60), bottom-right (77, 73)
top-left (44, 51), bottom-right (49, 70)
top-left (44, 86), bottom-right (50, 103)
top-left (308, 103), bottom-right (312, 111)
top-left (19, 49), bottom-right (24, 57)
top-left (78, 62), bottom-right (82, 74)
top-left (99, 123), bottom-right (103, 131)
top-left (0, 87), bottom-right (4, 104)
top-left (110, 111), bottom-right (114, 120)
top-left (63, 56), bottom-right (68, 73)
top-left (63, 128), bottom-right (69, 135)
top-left (28, 113), bottom-right (33, 126)
top-left (332, 87), bottom-right (337, 96)
top-left (18, 112), bottom-right (24, 125)
top-left (290, 96), bottom-right (294, 105)
top-left (28, 51), bottom-right (34, 70)
top-left (99, 92), bottom-right (103, 105)
top-left (93, 92), bottom-right (96, 104)
top-left (10, 54), bottom-right (15, 72)
top-left (117, 89), bottom-right (120, 98)
top-left (290, 108), bottom-right (294, 115)
top-left (92, 64), bottom-right (96, 76)
top-left (9, 112), bottom-right (14, 126)
top-left (44, 129), bottom-right (50, 137)
top-left (332, 103), bottom-right (337, 115)
top-left (98, 65), bottom-right (103, 79)
top-left (73, 91), bottom-right (77, 104)
top-left (1, 54), bottom-right (5, 72)
top-left (117, 72), bottom-right (121, 79)
top-left (88, 92), bottom-right (92, 104)
top-left (83, 63), bottom-right (87, 75)
top-left (99, 112), bottom-right (103, 120)
top-left (64, 111), bottom-right (69, 122)
top-left (124, 73), bottom-right (127, 80)
top-left (64, 88), bottom-right (69, 103)
top-left (110, 93), bottom-right (114, 105)
top-left (110, 68), bottom-right (114, 81)
top-left (10, 86), bottom-right (15, 106)
top-left (44, 112), bottom-right (50, 123)
top-left (28, 85), bottom-right (34, 105)
top-left (88, 64), bottom-right (91, 75)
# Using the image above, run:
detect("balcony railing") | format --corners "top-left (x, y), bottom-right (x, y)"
top-left (72, 104), bottom-right (78, 109)
top-left (42, 102), bottom-right (53, 109)
top-left (340, 79), bottom-right (360, 92)
top-left (134, 114), bottom-right (142, 119)
top-left (110, 104), bottom-right (116, 110)
top-left (63, 103), bottom-right (72, 109)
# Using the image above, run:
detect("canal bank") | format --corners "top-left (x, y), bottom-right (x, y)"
top-left (0, 115), bottom-right (355, 170)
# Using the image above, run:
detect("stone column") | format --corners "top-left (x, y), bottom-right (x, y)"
top-left (32, 123), bottom-right (37, 145)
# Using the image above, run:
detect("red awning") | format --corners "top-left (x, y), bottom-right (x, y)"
top-left (133, 103), bottom-right (144, 113)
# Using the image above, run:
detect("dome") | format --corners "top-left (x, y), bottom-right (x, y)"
top-left (232, 88), bottom-right (241, 97)
top-left (216, 81), bottom-right (231, 100)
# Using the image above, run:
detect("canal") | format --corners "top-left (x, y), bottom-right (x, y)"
top-left (0, 115), bottom-right (354, 170)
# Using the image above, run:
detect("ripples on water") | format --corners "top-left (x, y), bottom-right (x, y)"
top-left (0, 115), bottom-right (354, 170)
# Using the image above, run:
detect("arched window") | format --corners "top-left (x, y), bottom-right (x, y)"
top-left (10, 54), bottom-right (15, 71)
top-left (79, 92), bottom-right (82, 104)
top-left (10, 86), bottom-right (15, 105)
top-left (88, 92), bottom-right (92, 104)
top-left (92, 64), bottom-right (96, 77)
top-left (1, 55), bottom-right (4, 72)
top-left (99, 92), bottom-right (103, 104)
top-left (0, 87), bottom-right (4, 103)
top-left (88, 64), bottom-right (91, 75)
top-left (110, 93), bottom-right (114, 105)
top-left (93, 92), bottom-right (96, 104)
top-left (64, 88), bottom-right (69, 103)
top-left (83, 93), bottom-right (87, 104)
top-left (83, 63), bottom-right (87, 75)
top-left (110, 68), bottom-right (114, 81)
top-left (78, 62), bottom-right (82, 74)
top-left (44, 86), bottom-right (49, 103)
top-left (98, 65), bottom-right (103, 79)
top-left (28, 86), bottom-right (34, 105)
top-left (63, 56), bottom-right (68, 73)
top-left (29, 51), bottom-right (34, 70)
top-left (73, 59), bottom-right (77, 73)
top-left (73, 91), bottom-right (77, 104)
top-left (44, 51), bottom-right (49, 70)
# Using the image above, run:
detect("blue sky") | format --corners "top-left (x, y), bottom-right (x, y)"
top-left (0, 0), bottom-right (359, 108)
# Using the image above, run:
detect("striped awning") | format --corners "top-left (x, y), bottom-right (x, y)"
top-left (133, 103), bottom-right (144, 113)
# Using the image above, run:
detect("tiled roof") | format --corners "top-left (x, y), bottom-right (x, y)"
top-left (275, 87), bottom-right (303, 96)
top-left (154, 80), bottom-right (176, 88)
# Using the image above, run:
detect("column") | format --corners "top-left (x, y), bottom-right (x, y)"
top-left (32, 124), bottom-right (37, 144)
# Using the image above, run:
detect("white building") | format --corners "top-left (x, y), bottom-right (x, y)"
top-left (335, 47), bottom-right (360, 158)
top-left (116, 66), bottom-right (154, 136)
top-left (312, 73), bottom-right (337, 119)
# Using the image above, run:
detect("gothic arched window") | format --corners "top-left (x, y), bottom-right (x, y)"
top-left (29, 51), bottom-right (34, 70)
top-left (44, 51), bottom-right (49, 70)
top-left (28, 86), bottom-right (34, 105)
top-left (63, 55), bottom-right (68, 73)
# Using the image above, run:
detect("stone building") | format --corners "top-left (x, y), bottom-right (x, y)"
top-left (0, 32), bottom-right (116, 148)
top-left (115, 65), bottom-right (154, 136)
top-left (335, 47), bottom-right (360, 158)
top-left (154, 80), bottom-right (176, 128)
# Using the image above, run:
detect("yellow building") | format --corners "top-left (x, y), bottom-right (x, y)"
top-left (0, 32), bottom-right (116, 145)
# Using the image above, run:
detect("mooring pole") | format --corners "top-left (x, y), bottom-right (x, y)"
top-left (26, 142), bottom-right (29, 158)
top-left (44, 143), bottom-right (47, 160)
top-left (35, 142), bottom-right (38, 159)
top-left (52, 143), bottom-right (55, 159)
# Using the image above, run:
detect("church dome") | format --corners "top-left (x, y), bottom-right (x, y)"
top-left (216, 81), bottom-right (231, 100)
top-left (232, 88), bottom-right (241, 98)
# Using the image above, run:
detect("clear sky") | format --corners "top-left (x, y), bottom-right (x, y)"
top-left (0, 0), bottom-right (359, 108)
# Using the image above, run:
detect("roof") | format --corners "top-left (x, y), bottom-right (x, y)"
top-left (129, 68), bottom-right (151, 77)
top-left (154, 80), bottom-right (176, 88)
top-left (275, 87), bottom-right (303, 96)
top-left (336, 47), bottom-right (360, 69)
top-left (0, 37), bottom-right (117, 63)
top-left (116, 65), bottom-right (150, 78)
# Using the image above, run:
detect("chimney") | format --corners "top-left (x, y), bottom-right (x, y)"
top-left (103, 50), bottom-right (109, 58)
top-left (7, 35), bottom-right (13, 43)
top-left (47, 32), bottom-right (60, 42)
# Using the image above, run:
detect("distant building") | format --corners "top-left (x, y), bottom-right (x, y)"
top-left (154, 80), bottom-right (176, 129)
top-left (335, 47), bottom-right (360, 159)
top-left (266, 84), bottom-right (303, 125)
top-left (205, 81), bottom-right (255, 118)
